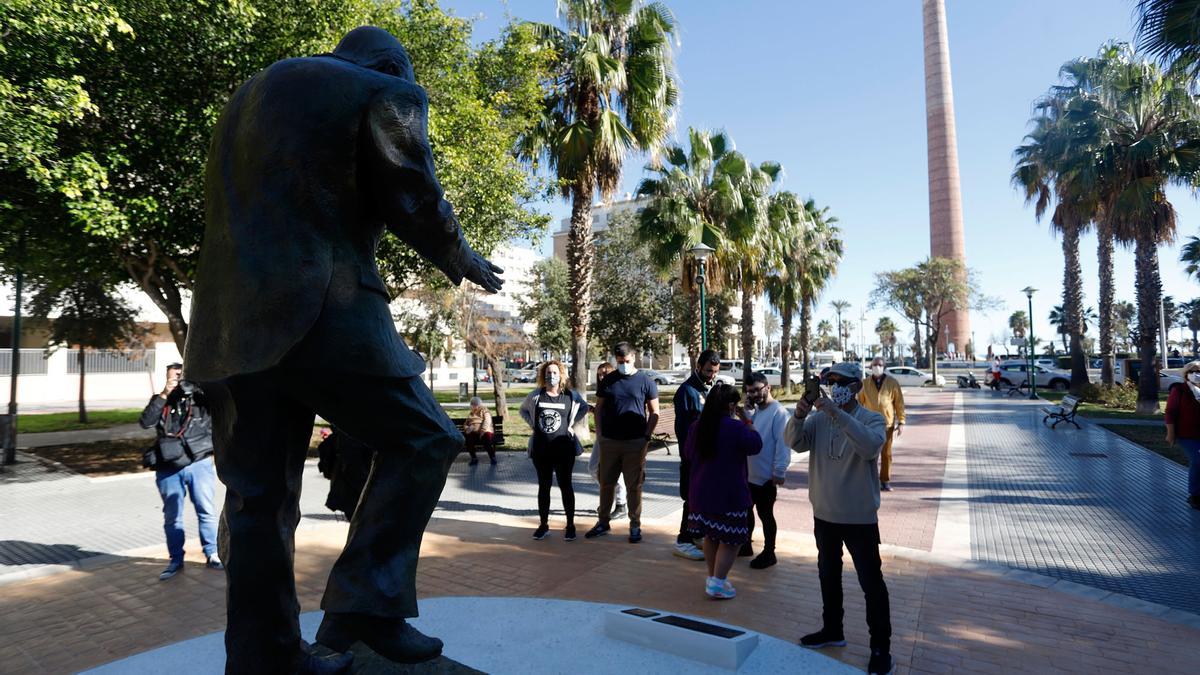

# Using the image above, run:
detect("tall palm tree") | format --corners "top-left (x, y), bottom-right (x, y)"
top-left (1013, 92), bottom-right (1097, 392)
top-left (635, 128), bottom-right (763, 363)
top-left (1137, 0), bottom-right (1200, 74)
top-left (875, 316), bottom-right (899, 361)
top-left (796, 201), bottom-right (843, 376)
top-left (763, 191), bottom-right (809, 390)
top-left (830, 300), bottom-right (851, 354)
top-left (1181, 235), bottom-right (1200, 281)
top-left (1179, 298), bottom-right (1200, 356)
top-left (522, 0), bottom-right (679, 388)
top-left (1067, 45), bottom-right (1200, 412)
top-left (1009, 310), bottom-right (1028, 339)
top-left (732, 161), bottom-right (786, 384)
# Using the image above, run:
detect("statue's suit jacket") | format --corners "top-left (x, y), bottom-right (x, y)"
top-left (185, 55), bottom-right (469, 382)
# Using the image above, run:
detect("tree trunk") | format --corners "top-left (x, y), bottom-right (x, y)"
top-left (911, 317), bottom-right (923, 368)
top-left (1134, 232), bottom-right (1161, 414)
top-left (124, 253), bottom-right (189, 352)
top-left (566, 183), bottom-right (596, 391)
top-left (1097, 221), bottom-right (1116, 386)
top-left (800, 301), bottom-right (812, 379)
top-left (780, 310), bottom-right (793, 393)
top-left (487, 355), bottom-right (508, 420)
top-left (1062, 224), bottom-right (1088, 394)
top-left (77, 348), bottom-right (88, 424)
top-left (740, 277), bottom-right (754, 385)
top-left (1192, 327), bottom-right (1198, 358)
top-left (926, 320), bottom-right (939, 383)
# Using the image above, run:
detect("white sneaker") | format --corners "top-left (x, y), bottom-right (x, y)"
top-left (707, 578), bottom-right (736, 599)
top-left (673, 541), bottom-right (705, 561)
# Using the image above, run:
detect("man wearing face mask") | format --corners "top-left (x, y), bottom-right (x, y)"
top-left (670, 349), bottom-right (722, 561)
top-left (785, 362), bottom-right (892, 675)
top-left (858, 357), bottom-right (906, 491)
top-left (587, 342), bottom-right (660, 543)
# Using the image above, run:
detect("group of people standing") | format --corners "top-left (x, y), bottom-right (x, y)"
top-left (502, 343), bottom-right (903, 675)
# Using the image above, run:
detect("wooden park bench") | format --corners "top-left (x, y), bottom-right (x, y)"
top-left (452, 416), bottom-right (506, 448)
top-left (1042, 395), bottom-right (1082, 430)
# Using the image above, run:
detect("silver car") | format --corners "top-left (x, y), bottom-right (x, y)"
top-left (994, 362), bottom-right (1072, 392)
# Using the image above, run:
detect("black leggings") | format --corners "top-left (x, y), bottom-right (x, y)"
top-left (747, 481), bottom-right (778, 552)
top-left (532, 441), bottom-right (576, 526)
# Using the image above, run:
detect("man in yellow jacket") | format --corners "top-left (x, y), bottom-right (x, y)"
top-left (858, 357), bottom-right (906, 491)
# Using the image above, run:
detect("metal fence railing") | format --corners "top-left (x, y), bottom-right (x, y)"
top-left (66, 349), bottom-right (156, 374)
top-left (0, 349), bottom-right (50, 376)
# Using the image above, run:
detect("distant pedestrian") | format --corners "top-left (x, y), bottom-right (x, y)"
top-left (683, 383), bottom-right (762, 599)
top-left (787, 362), bottom-right (893, 675)
top-left (586, 342), bottom-right (660, 543)
top-left (139, 363), bottom-right (220, 581)
top-left (589, 362), bottom-right (627, 520)
top-left (520, 360), bottom-right (589, 540)
top-left (989, 356), bottom-right (1001, 390)
top-left (1165, 360), bottom-right (1200, 511)
top-left (463, 397), bottom-right (496, 466)
top-left (671, 349), bottom-right (722, 561)
top-left (744, 371), bottom-right (791, 569)
top-left (858, 357), bottom-right (906, 491)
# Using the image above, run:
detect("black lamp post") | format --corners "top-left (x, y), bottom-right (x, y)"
top-left (1022, 286), bottom-right (1038, 400)
top-left (689, 243), bottom-right (715, 352)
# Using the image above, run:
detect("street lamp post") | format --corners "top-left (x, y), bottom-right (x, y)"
top-left (1022, 286), bottom-right (1038, 400)
top-left (689, 243), bottom-right (716, 353)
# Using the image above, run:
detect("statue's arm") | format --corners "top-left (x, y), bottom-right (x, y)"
top-left (363, 85), bottom-right (475, 285)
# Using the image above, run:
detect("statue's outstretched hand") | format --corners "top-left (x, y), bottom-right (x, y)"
top-left (465, 251), bottom-right (504, 293)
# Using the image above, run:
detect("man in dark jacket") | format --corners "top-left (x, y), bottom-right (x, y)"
top-left (139, 362), bottom-right (219, 581)
top-left (671, 349), bottom-right (721, 561)
top-left (184, 26), bottom-right (503, 674)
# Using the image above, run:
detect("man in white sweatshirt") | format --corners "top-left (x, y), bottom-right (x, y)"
top-left (744, 371), bottom-right (791, 569)
top-left (785, 361), bottom-right (893, 675)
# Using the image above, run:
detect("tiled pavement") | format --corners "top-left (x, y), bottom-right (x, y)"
top-left (4, 387), bottom-right (1200, 672)
top-left (961, 390), bottom-right (1200, 615)
top-left (2, 516), bottom-right (1199, 674)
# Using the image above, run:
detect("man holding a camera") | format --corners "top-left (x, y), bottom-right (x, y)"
top-left (139, 362), bottom-right (221, 580)
top-left (786, 361), bottom-right (893, 675)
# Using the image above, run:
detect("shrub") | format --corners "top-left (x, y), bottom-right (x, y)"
top-left (1079, 382), bottom-right (1138, 410)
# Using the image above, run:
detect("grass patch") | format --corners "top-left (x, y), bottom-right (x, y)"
top-left (1038, 391), bottom-right (1165, 422)
top-left (1096, 423), bottom-right (1186, 466)
top-left (18, 409), bottom-right (144, 434)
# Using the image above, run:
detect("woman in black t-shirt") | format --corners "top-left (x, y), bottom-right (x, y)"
top-left (519, 360), bottom-right (590, 541)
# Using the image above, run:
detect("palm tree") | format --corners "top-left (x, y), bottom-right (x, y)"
top-left (1181, 235), bottom-right (1200, 281)
top-left (1114, 300), bottom-right (1137, 351)
top-left (731, 161), bottom-right (786, 384)
top-left (522, 0), bottom-right (679, 388)
top-left (795, 200), bottom-right (843, 377)
top-left (1013, 91), bottom-right (1097, 392)
top-left (875, 316), bottom-right (899, 361)
top-left (830, 300), bottom-right (851, 354)
top-left (1067, 45), bottom-right (1200, 412)
top-left (1137, 0), bottom-right (1200, 74)
top-left (815, 320), bottom-right (834, 351)
top-left (1009, 310), bottom-right (1028, 340)
top-left (763, 191), bottom-right (810, 389)
top-left (635, 128), bottom-right (764, 363)
top-left (1180, 298), bottom-right (1200, 356)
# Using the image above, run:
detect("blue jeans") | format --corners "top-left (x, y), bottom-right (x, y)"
top-left (156, 456), bottom-right (219, 562)
top-left (1180, 439), bottom-right (1200, 497)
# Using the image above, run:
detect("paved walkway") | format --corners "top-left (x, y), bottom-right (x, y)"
top-left (3, 388), bottom-right (1200, 673)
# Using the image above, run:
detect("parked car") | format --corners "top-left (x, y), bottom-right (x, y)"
top-left (718, 359), bottom-right (761, 383)
top-left (643, 369), bottom-right (682, 385)
top-left (994, 362), bottom-right (1071, 391)
top-left (510, 362), bottom-right (540, 383)
top-left (885, 366), bottom-right (947, 387)
top-left (755, 367), bottom-right (802, 388)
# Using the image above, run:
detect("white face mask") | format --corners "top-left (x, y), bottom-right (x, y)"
top-left (871, 365), bottom-right (885, 377)
top-left (616, 362), bottom-right (635, 375)
top-left (547, 372), bottom-right (561, 387)
top-left (830, 383), bottom-right (856, 406)
top-left (1189, 372), bottom-right (1200, 385)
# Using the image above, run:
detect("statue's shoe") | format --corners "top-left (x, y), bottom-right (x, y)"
top-left (292, 639), bottom-right (353, 674)
top-left (316, 612), bottom-right (444, 664)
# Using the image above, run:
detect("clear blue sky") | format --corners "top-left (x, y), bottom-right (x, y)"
top-left (442, 0), bottom-right (1200, 354)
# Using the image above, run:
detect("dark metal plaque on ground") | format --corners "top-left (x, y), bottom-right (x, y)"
top-left (652, 615), bottom-right (745, 639)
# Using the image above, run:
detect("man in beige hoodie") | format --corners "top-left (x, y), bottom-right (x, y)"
top-left (786, 362), bottom-right (893, 675)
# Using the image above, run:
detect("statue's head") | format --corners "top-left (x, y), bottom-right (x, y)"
top-left (333, 26), bottom-right (415, 81)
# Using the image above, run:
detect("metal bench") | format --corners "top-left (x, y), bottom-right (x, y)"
top-left (452, 416), bottom-right (506, 448)
top-left (1042, 394), bottom-right (1081, 429)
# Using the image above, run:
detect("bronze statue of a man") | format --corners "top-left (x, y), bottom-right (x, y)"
top-left (185, 26), bottom-right (503, 674)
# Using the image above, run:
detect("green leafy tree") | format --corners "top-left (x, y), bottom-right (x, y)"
top-left (875, 316), bottom-right (899, 361)
top-left (1, 0), bottom-right (552, 350)
top-left (590, 213), bottom-right (673, 356)
top-left (521, 0), bottom-right (679, 388)
top-left (519, 258), bottom-right (572, 357)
